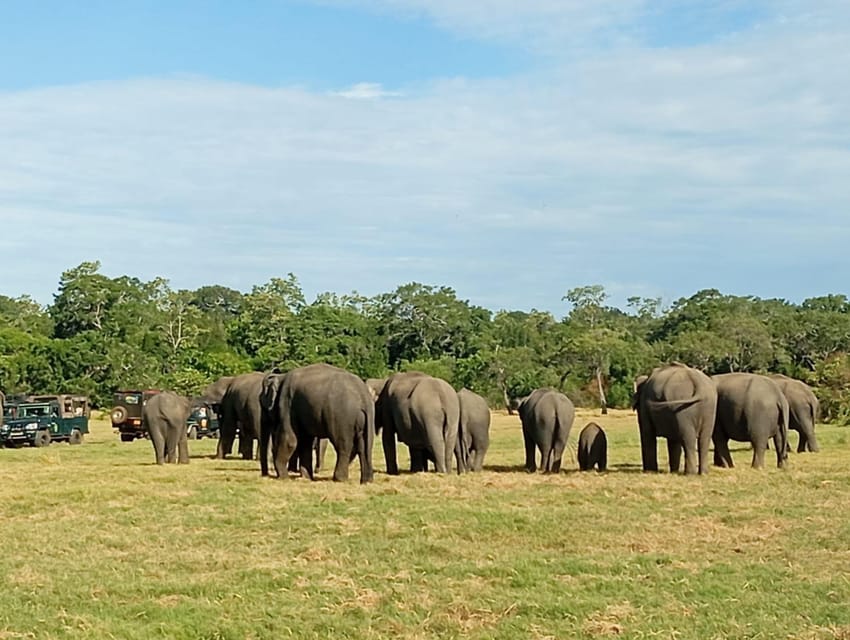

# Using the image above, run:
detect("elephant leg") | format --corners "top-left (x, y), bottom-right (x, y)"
top-left (216, 432), bottom-right (233, 459)
top-left (598, 442), bottom-right (607, 472)
top-left (297, 438), bottom-right (315, 480)
top-left (454, 436), bottom-right (467, 474)
top-left (316, 438), bottom-right (328, 471)
top-left (522, 423), bottom-right (537, 473)
top-left (382, 428), bottom-right (399, 475)
top-left (429, 437), bottom-right (448, 474)
top-left (238, 435), bottom-right (254, 460)
top-left (802, 427), bottom-right (820, 453)
top-left (178, 432), bottom-right (189, 464)
top-left (773, 432), bottom-right (786, 469)
top-left (164, 423), bottom-right (179, 464)
top-left (287, 450), bottom-right (299, 473)
top-left (331, 439), bottom-right (352, 482)
top-left (638, 413), bottom-right (658, 472)
top-left (410, 447), bottom-right (426, 473)
top-left (681, 434), bottom-right (699, 475)
top-left (713, 434), bottom-right (733, 468)
top-left (751, 439), bottom-right (767, 469)
top-left (697, 429), bottom-right (712, 475)
top-left (444, 428), bottom-right (459, 475)
top-left (150, 427), bottom-right (166, 465)
top-left (274, 429), bottom-right (298, 480)
top-left (667, 439), bottom-right (683, 474)
top-left (550, 427), bottom-right (568, 474)
top-left (471, 446), bottom-right (487, 472)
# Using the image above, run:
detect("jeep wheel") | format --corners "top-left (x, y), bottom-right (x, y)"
top-left (69, 429), bottom-right (83, 445)
top-left (188, 426), bottom-right (198, 440)
top-left (120, 433), bottom-right (135, 443)
top-left (34, 431), bottom-right (51, 447)
top-left (111, 406), bottom-right (128, 425)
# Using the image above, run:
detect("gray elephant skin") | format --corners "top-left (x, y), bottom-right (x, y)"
top-left (634, 363), bottom-right (717, 475)
top-left (143, 391), bottom-right (191, 464)
top-left (577, 422), bottom-right (607, 472)
top-left (457, 388), bottom-right (491, 472)
top-left (375, 372), bottom-right (461, 475)
top-left (260, 363), bottom-right (375, 484)
top-left (771, 374), bottom-right (819, 453)
top-left (712, 373), bottom-right (789, 469)
top-left (216, 372), bottom-right (265, 460)
top-left (518, 388), bottom-right (575, 473)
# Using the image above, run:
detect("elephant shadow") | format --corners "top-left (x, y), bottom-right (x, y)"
top-left (481, 464), bottom-right (530, 473)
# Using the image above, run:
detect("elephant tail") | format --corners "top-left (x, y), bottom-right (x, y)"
top-left (362, 405), bottom-right (375, 481)
top-left (778, 400), bottom-right (789, 463)
top-left (544, 414), bottom-right (561, 473)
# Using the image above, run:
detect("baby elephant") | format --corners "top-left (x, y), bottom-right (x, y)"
top-left (578, 422), bottom-right (607, 472)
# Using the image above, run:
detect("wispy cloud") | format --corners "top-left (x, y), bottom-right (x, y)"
top-left (1, 2), bottom-right (848, 310)
top-left (333, 82), bottom-right (401, 99)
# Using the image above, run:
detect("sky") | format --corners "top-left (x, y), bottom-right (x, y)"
top-left (0, 0), bottom-right (848, 313)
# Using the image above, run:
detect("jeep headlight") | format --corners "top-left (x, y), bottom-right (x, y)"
top-left (25, 422), bottom-right (38, 432)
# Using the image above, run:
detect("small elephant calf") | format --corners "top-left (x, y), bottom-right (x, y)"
top-left (578, 422), bottom-right (607, 472)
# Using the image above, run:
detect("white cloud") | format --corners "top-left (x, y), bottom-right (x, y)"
top-left (333, 82), bottom-right (401, 99)
top-left (0, 2), bottom-right (849, 310)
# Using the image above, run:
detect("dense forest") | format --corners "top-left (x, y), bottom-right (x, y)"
top-left (2, 261), bottom-right (849, 422)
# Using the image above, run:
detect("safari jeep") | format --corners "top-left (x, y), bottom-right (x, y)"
top-left (186, 400), bottom-right (220, 440)
top-left (110, 390), bottom-right (160, 441)
top-left (0, 395), bottom-right (90, 447)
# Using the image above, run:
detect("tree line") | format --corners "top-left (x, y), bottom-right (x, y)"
top-left (2, 261), bottom-right (849, 423)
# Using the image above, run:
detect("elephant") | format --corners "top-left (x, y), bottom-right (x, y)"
top-left (712, 373), bottom-right (789, 469)
top-left (216, 372), bottom-right (265, 460)
top-left (518, 388), bottom-right (575, 473)
top-left (771, 374), bottom-right (819, 453)
top-left (260, 363), bottom-right (374, 484)
top-left (634, 363), bottom-right (717, 475)
top-left (456, 388), bottom-right (491, 472)
top-left (375, 372), bottom-right (461, 475)
top-left (577, 422), bottom-right (607, 472)
top-left (142, 391), bottom-right (191, 464)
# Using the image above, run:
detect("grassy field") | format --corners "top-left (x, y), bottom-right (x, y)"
top-left (1, 409), bottom-right (849, 639)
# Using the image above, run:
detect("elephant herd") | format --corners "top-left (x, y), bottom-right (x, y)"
top-left (143, 361), bottom-right (821, 481)
top-left (634, 363), bottom-right (820, 475)
top-left (147, 365), bottom-right (494, 484)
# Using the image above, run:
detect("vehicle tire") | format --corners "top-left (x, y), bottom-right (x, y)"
top-left (111, 406), bottom-right (128, 425)
top-left (34, 431), bottom-right (51, 447)
top-left (120, 433), bottom-right (135, 443)
top-left (188, 426), bottom-right (198, 440)
top-left (69, 429), bottom-right (83, 445)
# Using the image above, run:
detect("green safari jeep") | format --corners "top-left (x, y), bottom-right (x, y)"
top-left (110, 390), bottom-right (160, 441)
top-left (0, 395), bottom-right (90, 447)
top-left (186, 400), bottom-right (219, 440)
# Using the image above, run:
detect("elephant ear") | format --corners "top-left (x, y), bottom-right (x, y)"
top-left (260, 373), bottom-right (284, 411)
top-left (632, 376), bottom-right (648, 410)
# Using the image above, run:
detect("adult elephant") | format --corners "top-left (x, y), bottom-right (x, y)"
top-left (712, 373), bottom-right (789, 469)
top-left (771, 374), bottom-right (819, 453)
top-left (518, 388), bottom-right (575, 473)
top-left (216, 372), bottom-right (265, 460)
top-left (457, 388), bottom-right (491, 472)
top-left (260, 363), bottom-right (374, 484)
top-left (375, 372), bottom-right (461, 475)
top-left (634, 363), bottom-right (717, 475)
top-left (143, 391), bottom-right (191, 464)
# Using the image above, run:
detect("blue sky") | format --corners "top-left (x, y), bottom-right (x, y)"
top-left (1, 1), bottom-right (848, 312)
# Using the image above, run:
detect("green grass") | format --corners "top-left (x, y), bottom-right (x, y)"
top-left (1, 410), bottom-right (849, 639)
